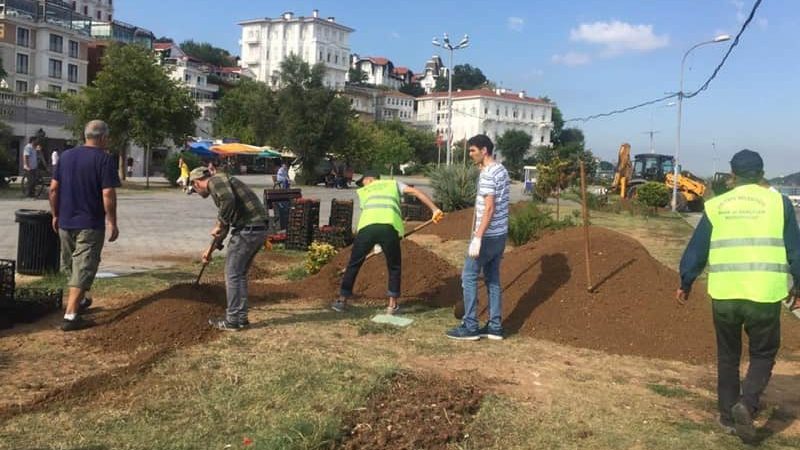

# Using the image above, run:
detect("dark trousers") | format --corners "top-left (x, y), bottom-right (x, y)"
top-left (340, 224), bottom-right (401, 298)
top-left (25, 169), bottom-right (38, 197)
top-left (712, 299), bottom-right (781, 420)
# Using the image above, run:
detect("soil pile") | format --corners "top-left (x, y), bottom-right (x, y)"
top-left (417, 207), bottom-right (474, 241)
top-left (280, 240), bottom-right (460, 303)
top-left (337, 372), bottom-right (482, 449)
top-left (441, 226), bottom-right (800, 364)
top-left (88, 284), bottom-right (226, 353)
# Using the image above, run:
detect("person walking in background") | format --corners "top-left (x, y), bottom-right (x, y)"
top-left (22, 137), bottom-right (38, 198)
top-left (49, 120), bottom-right (121, 332)
top-left (446, 134), bottom-right (510, 341)
top-left (677, 149), bottom-right (800, 443)
top-left (177, 153), bottom-right (190, 192)
top-left (276, 163), bottom-right (290, 189)
top-left (126, 156), bottom-right (134, 178)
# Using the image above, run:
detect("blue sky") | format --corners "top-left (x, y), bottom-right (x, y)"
top-left (119, 0), bottom-right (800, 177)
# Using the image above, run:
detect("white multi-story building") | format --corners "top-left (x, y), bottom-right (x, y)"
top-left (378, 90), bottom-right (414, 123)
top-left (416, 88), bottom-right (554, 153)
top-left (350, 55), bottom-right (404, 89)
top-left (417, 55), bottom-right (444, 94)
top-left (239, 10), bottom-right (353, 90)
top-left (154, 42), bottom-right (219, 137)
top-left (73, 0), bottom-right (114, 22)
top-left (0, 0), bottom-right (92, 96)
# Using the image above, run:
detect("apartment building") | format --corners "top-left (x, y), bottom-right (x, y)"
top-left (239, 9), bottom-right (353, 90)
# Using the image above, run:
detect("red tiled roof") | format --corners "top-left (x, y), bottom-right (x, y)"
top-left (393, 66), bottom-right (410, 75)
top-left (362, 56), bottom-right (389, 66)
top-left (153, 43), bottom-right (173, 51)
top-left (418, 89), bottom-right (551, 105)
top-left (383, 90), bottom-right (415, 99)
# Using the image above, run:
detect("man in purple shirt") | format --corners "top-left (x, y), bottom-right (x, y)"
top-left (49, 120), bottom-right (121, 331)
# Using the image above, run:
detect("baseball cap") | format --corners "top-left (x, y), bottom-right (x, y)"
top-left (363, 169), bottom-right (380, 179)
top-left (730, 149), bottom-right (763, 177)
top-left (188, 166), bottom-right (211, 182)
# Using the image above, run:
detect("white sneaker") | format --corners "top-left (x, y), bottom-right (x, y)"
top-left (783, 297), bottom-right (800, 319)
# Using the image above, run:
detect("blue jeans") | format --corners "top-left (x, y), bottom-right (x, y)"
top-left (461, 235), bottom-right (507, 332)
top-left (225, 228), bottom-right (267, 323)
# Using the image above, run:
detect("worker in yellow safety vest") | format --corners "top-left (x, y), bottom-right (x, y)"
top-left (677, 149), bottom-right (800, 443)
top-left (331, 169), bottom-right (443, 315)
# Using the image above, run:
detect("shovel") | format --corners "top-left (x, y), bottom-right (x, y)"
top-left (194, 235), bottom-right (224, 285)
top-left (338, 218), bottom-right (436, 275)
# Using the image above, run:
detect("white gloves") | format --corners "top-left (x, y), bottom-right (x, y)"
top-left (468, 237), bottom-right (481, 258)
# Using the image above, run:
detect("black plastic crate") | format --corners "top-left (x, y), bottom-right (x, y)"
top-left (0, 259), bottom-right (14, 305)
top-left (8, 288), bottom-right (63, 323)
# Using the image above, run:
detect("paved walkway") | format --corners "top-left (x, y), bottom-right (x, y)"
top-left (1, 175), bottom-right (529, 274)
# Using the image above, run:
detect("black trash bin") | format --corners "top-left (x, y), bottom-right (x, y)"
top-left (15, 209), bottom-right (60, 275)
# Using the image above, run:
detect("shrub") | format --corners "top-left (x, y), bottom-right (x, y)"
top-left (635, 182), bottom-right (670, 209)
top-left (429, 165), bottom-right (479, 212)
top-left (304, 241), bottom-right (338, 275)
top-left (163, 151), bottom-right (202, 186)
top-left (0, 150), bottom-right (15, 188)
top-left (508, 202), bottom-right (575, 246)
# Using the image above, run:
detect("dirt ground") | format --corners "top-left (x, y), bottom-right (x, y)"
top-left (336, 372), bottom-right (482, 449)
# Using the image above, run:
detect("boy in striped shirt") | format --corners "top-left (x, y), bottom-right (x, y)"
top-left (447, 134), bottom-right (510, 341)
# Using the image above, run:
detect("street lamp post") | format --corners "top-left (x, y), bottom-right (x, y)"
top-left (432, 33), bottom-right (469, 165)
top-left (672, 34), bottom-right (731, 211)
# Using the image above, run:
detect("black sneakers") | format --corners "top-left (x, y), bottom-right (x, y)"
top-left (732, 402), bottom-right (757, 444)
top-left (61, 316), bottom-right (94, 332)
top-left (208, 317), bottom-right (243, 331)
top-left (78, 296), bottom-right (93, 313)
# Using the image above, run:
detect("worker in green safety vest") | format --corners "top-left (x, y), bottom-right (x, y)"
top-left (331, 169), bottom-right (443, 315)
top-left (678, 149), bottom-right (800, 443)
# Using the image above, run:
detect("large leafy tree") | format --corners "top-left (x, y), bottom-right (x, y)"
top-left (62, 44), bottom-right (199, 185)
top-left (434, 64), bottom-right (488, 92)
top-left (274, 54), bottom-right (351, 181)
top-left (180, 40), bottom-right (236, 67)
top-left (496, 129), bottom-right (532, 179)
top-left (373, 125), bottom-right (413, 176)
top-left (347, 66), bottom-right (368, 85)
top-left (399, 82), bottom-right (425, 97)
top-left (213, 78), bottom-right (276, 145)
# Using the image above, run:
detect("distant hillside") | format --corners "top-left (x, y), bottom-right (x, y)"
top-left (769, 171), bottom-right (800, 186)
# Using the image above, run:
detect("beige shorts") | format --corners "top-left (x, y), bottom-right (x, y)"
top-left (59, 229), bottom-right (105, 290)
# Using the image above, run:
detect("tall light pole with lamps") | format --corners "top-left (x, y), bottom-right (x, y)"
top-left (432, 33), bottom-right (469, 165)
top-left (672, 34), bottom-right (731, 211)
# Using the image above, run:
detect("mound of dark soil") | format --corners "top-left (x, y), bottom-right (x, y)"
top-left (416, 207), bottom-right (475, 241)
top-left (87, 284), bottom-right (227, 353)
top-left (276, 240), bottom-right (460, 304)
top-left (337, 373), bottom-right (482, 450)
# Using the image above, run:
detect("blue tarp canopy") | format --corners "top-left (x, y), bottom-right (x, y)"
top-left (188, 141), bottom-right (214, 157)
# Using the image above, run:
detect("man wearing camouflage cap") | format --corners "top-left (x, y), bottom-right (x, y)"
top-left (189, 166), bottom-right (268, 331)
top-left (677, 149), bottom-right (800, 442)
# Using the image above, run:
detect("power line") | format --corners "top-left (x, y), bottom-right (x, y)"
top-left (564, 94), bottom-right (678, 123)
top-left (684, 0), bottom-right (762, 99)
top-left (564, 0), bottom-right (763, 122)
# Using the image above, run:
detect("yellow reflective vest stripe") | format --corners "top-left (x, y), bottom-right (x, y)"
top-left (705, 184), bottom-right (789, 302)
top-left (356, 180), bottom-right (404, 237)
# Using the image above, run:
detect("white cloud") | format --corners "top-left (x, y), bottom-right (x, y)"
top-left (552, 52), bottom-right (591, 66)
top-left (391, 31), bottom-right (401, 39)
top-left (507, 16), bottom-right (525, 32)
top-left (569, 20), bottom-right (669, 55)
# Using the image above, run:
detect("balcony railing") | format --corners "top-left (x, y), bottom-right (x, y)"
top-left (0, 0), bottom-right (93, 35)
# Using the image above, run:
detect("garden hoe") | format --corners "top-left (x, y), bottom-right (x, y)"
top-left (194, 235), bottom-right (224, 286)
